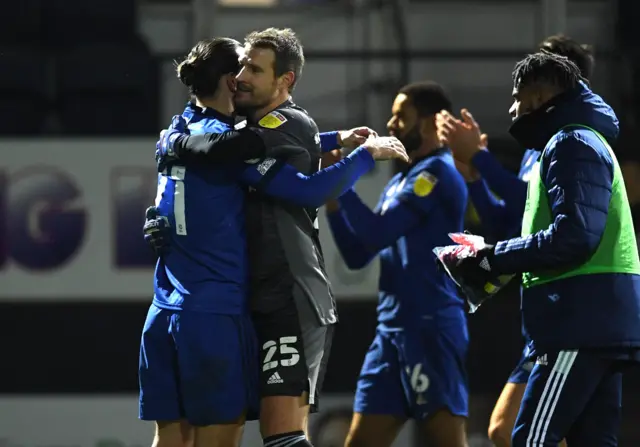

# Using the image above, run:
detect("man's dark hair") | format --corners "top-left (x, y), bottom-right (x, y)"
top-left (398, 81), bottom-right (452, 117)
top-left (244, 27), bottom-right (305, 91)
top-left (512, 51), bottom-right (583, 93)
top-left (538, 34), bottom-right (594, 80)
top-left (176, 37), bottom-right (241, 97)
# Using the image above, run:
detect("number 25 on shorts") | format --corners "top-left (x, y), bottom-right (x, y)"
top-left (262, 336), bottom-right (301, 371)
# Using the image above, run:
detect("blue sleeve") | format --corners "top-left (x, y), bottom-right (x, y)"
top-left (320, 131), bottom-right (339, 152)
top-left (472, 149), bottom-right (528, 213)
top-left (240, 146), bottom-right (375, 208)
top-left (326, 209), bottom-right (376, 269)
top-left (337, 162), bottom-right (447, 252)
top-left (491, 134), bottom-right (613, 274)
top-left (467, 179), bottom-right (511, 239)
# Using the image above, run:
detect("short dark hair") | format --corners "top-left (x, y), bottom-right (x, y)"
top-left (538, 34), bottom-right (594, 80)
top-left (512, 51), bottom-right (583, 93)
top-left (244, 27), bottom-right (305, 91)
top-left (398, 81), bottom-right (452, 117)
top-left (176, 37), bottom-right (241, 97)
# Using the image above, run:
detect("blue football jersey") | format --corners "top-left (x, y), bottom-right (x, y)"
top-left (153, 103), bottom-right (248, 314)
top-left (375, 150), bottom-right (468, 329)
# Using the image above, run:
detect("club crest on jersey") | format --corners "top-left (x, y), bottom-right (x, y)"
top-left (413, 171), bottom-right (437, 197)
top-left (258, 111), bottom-right (288, 129)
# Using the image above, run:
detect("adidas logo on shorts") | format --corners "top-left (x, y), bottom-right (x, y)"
top-left (479, 257), bottom-right (491, 271)
top-left (267, 371), bottom-right (284, 384)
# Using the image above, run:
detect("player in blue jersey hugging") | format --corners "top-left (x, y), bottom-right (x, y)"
top-left (436, 35), bottom-right (595, 447)
top-left (140, 34), bottom-right (407, 447)
top-left (324, 81), bottom-right (470, 447)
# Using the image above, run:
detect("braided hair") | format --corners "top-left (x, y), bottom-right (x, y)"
top-left (512, 51), bottom-right (583, 93)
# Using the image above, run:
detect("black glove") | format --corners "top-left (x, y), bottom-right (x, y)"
top-left (143, 206), bottom-right (171, 256)
top-left (156, 115), bottom-right (189, 172)
top-left (436, 243), bottom-right (511, 312)
top-left (453, 245), bottom-right (496, 287)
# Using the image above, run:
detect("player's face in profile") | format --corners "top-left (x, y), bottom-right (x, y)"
top-left (387, 93), bottom-right (422, 152)
top-left (235, 45), bottom-right (278, 111)
top-left (509, 84), bottom-right (543, 120)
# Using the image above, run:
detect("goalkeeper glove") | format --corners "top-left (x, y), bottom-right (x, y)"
top-left (434, 233), bottom-right (513, 313)
top-left (156, 115), bottom-right (188, 172)
top-left (143, 206), bottom-right (171, 256)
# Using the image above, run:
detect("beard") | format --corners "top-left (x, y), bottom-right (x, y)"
top-left (234, 94), bottom-right (274, 118)
top-left (398, 125), bottom-right (422, 154)
top-left (234, 83), bottom-right (277, 118)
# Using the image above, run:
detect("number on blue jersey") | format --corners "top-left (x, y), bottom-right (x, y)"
top-left (155, 166), bottom-right (187, 236)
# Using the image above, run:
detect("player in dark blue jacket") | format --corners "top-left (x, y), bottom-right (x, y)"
top-left (139, 37), bottom-right (406, 447)
top-left (436, 35), bottom-right (595, 447)
top-left (326, 82), bottom-right (469, 447)
top-left (448, 51), bottom-right (640, 446)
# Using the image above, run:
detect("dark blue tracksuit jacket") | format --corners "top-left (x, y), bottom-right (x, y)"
top-left (490, 82), bottom-right (640, 356)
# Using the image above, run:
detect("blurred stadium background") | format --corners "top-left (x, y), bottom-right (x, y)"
top-left (1, 0), bottom-right (640, 445)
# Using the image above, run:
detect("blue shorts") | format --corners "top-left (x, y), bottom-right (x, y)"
top-left (508, 343), bottom-right (534, 384)
top-left (512, 349), bottom-right (622, 446)
top-left (354, 326), bottom-right (469, 420)
top-left (138, 304), bottom-right (259, 426)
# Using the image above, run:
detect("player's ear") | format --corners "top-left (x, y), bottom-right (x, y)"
top-left (278, 71), bottom-right (295, 91)
top-left (225, 73), bottom-right (237, 93)
top-left (532, 90), bottom-right (549, 111)
top-left (419, 116), bottom-right (434, 140)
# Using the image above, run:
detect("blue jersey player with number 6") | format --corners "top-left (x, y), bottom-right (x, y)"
top-left (139, 37), bottom-right (407, 447)
top-left (326, 82), bottom-right (469, 447)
